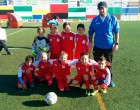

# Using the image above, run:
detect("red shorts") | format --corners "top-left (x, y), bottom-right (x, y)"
top-left (73, 73), bottom-right (92, 85)
top-left (35, 70), bottom-right (53, 81)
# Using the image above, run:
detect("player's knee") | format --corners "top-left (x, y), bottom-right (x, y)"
top-left (72, 80), bottom-right (78, 85)
top-left (83, 74), bottom-right (88, 80)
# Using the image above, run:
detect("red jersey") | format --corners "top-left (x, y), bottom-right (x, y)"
top-left (61, 31), bottom-right (75, 60)
top-left (17, 64), bottom-right (35, 84)
top-left (38, 61), bottom-right (52, 74)
top-left (93, 65), bottom-right (108, 80)
top-left (52, 59), bottom-right (71, 80)
top-left (75, 61), bottom-right (92, 76)
top-left (20, 64), bottom-right (35, 77)
top-left (75, 34), bottom-right (88, 59)
top-left (47, 34), bottom-right (61, 59)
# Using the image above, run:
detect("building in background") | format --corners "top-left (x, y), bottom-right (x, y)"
top-left (0, 0), bottom-right (140, 21)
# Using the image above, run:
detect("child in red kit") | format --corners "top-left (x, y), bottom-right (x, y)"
top-left (61, 22), bottom-right (75, 60)
top-left (75, 23), bottom-right (89, 59)
top-left (34, 52), bottom-right (53, 86)
top-left (46, 24), bottom-right (61, 59)
top-left (91, 56), bottom-right (111, 96)
top-left (50, 51), bottom-right (72, 91)
top-left (17, 55), bottom-right (35, 90)
top-left (72, 52), bottom-right (93, 96)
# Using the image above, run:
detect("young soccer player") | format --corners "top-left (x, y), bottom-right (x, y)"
top-left (32, 27), bottom-right (50, 61)
top-left (72, 52), bottom-right (93, 96)
top-left (75, 23), bottom-right (89, 59)
top-left (91, 56), bottom-right (111, 95)
top-left (34, 52), bottom-right (53, 86)
top-left (50, 51), bottom-right (72, 91)
top-left (61, 22), bottom-right (75, 60)
top-left (17, 55), bottom-right (35, 90)
top-left (46, 24), bottom-right (61, 59)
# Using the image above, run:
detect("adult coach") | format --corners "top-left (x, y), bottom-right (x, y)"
top-left (88, 1), bottom-right (120, 87)
top-left (0, 23), bottom-right (12, 55)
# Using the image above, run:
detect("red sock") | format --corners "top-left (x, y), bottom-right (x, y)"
top-left (84, 80), bottom-right (90, 89)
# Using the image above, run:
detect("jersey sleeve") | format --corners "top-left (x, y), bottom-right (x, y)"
top-left (89, 59), bottom-right (97, 65)
top-left (17, 66), bottom-right (24, 84)
top-left (32, 39), bottom-right (36, 51)
top-left (88, 19), bottom-right (95, 37)
top-left (104, 68), bottom-right (111, 86)
top-left (68, 59), bottom-right (78, 67)
top-left (45, 38), bottom-right (50, 51)
top-left (48, 59), bottom-right (56, 65)
top-left (33, 61), bottom-right (39, 68)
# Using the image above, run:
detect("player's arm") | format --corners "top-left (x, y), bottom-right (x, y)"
top-left (45, 38), bottom-right (50, 52)
top-left (17, 67), bottom-right (24, 85)
top-left (113, 33), bottom-right (119, 51)
top-left (88, 20), bottom-right (95, 52)
top-left (103, 68), bottom-right (111, 86)
top-left (33, 61), bottom-right (39, 69)
top-left (73, 33), bottom-right (76, 58)
top-left (68, 59), bottom-right (78, 68)
top-left (113, 16), bottom-right (120, 51)
top-left (32, 39), bottom-right (37, 57)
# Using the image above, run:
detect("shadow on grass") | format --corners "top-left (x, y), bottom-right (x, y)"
top-left (8, 46), bottom-right (31, 49)
top-left (4, 26), bottom-right (40, 29)
top-left (0, 75), bottom-right (85, 98)
top-left (22, 100), bottom-right (47, 107)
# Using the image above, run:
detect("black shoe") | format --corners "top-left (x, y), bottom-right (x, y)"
top-left (7, 52), bottom-right (13, 55)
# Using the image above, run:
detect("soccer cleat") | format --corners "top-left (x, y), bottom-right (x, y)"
top-left (90, 90), bottom-right (98, 96)
top-left (101, 89), bottom-right (107, 93)
top-left (85, 89), bottom-right (90, 96)
top-left (109, 81), bottom-right (115, 87)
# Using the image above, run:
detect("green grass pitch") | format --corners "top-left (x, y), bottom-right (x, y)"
top-left (0, 21), bottom-right (140, 110)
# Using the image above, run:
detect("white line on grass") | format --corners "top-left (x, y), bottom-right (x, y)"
top-left (7, 28), bottom-right (28, 37)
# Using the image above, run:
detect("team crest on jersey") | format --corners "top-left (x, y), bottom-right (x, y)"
top-left (55, 64), bottom-right (57, 66)
top-left (41, 66), bottom-right (44, 69)
top-left (102, 74), bottom-right (105, 78)
top-left (57, 38), bottom-right (60, 42)
top-left (82, 40), bottom-right (86, 44)
top-left (86, 68), bottom-right (89, 72)
top-left (30, 68), bottom-right (33, 71)
top-left (50, 39), bottom-right (52, 41)
top-left (62, 65), bottom-right (65, 69)
top-left (70, 37), bottom-right (73, 40)
top-left (78, 67), bottom-right (80, 70)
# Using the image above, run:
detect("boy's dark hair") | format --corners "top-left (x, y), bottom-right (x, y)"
top-left (63, 22), bottom-right (70, 29)
top-left (80, 52), bottom-right (89, 58)
top-left (77, 23), bottom-right (85, 30)
top-left (25, 55), bottom-right (34, 62)
top-left (54, 15), bottom-right (59, 20)
top-left (97, 56), bottom-right (106, 62)
top-left (37, 27), bottom-right (45, 33)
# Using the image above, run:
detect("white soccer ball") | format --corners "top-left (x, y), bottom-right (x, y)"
top-left (45, 92), bottom-right (58, 105)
